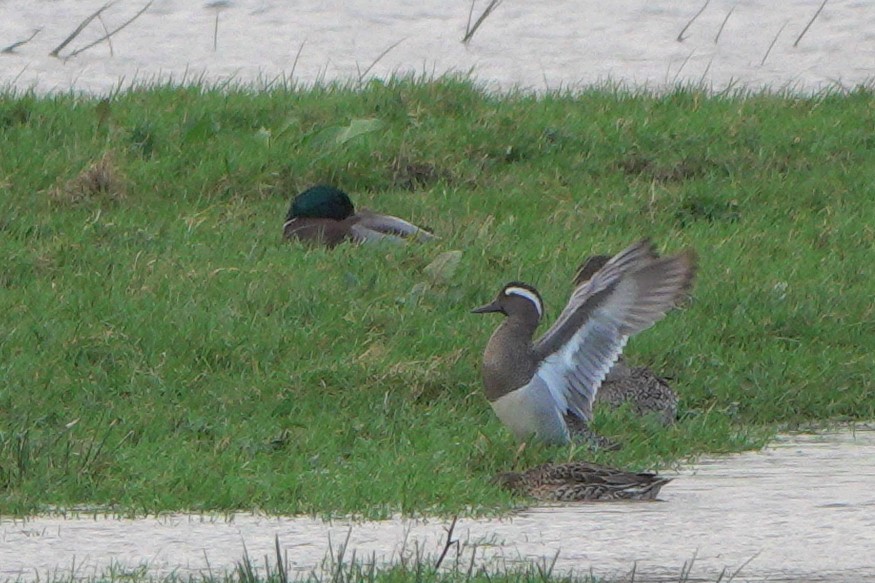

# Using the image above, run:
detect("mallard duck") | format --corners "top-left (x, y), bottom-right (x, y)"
top-left (494, 461), bottom-right (671, 501)
top-left (471, 239), bottom-right (696, 446)
top-left (282, 185), bottom-right (436, 247)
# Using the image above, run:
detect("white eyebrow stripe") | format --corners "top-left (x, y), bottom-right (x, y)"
top-left (505, 286), bottom-right (543, 317)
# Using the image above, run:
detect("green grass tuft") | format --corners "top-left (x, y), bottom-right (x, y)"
top-left (0, 77), bottom-right (872, 516)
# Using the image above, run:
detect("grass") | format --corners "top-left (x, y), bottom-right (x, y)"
top-left (16, 530), bottom-right (754, 583)
top-left (0, 77), bottom-right (873, 517)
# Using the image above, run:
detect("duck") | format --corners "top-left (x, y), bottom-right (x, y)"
top-left (597, 360), bottom-right (678, 426)
top-left (494, 461), bottom-right (672, 501)
top-left (471, 238), bottom-right (695, 446)
top-left (282, 185), bottom-right (436, 247)
top-left (574, 254), bottom-right (679, 426)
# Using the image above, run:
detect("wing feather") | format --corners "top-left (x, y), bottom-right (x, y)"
top-left (534, 239), bottom-right (659, 358)
top-left (354, 210), bottom-right (436, 242)
top-left (349, 223), bottom-right (407, 245)
top-left (532, 240), bottom-right (696, 423)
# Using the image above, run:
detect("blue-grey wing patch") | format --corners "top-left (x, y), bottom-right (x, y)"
top-left (531, 239), bottom-right (696, 424)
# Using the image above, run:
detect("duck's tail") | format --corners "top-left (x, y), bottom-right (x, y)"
top-left (624, 475), bottom-right (673, 500)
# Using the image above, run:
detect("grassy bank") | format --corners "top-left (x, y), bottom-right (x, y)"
top-left (0, 78), bottom-right (873, 516)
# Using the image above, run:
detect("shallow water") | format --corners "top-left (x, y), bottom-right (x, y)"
top-left (0, 0), bottom-right (873, 94)
top-left (2, 429), bottom-right (874, 582)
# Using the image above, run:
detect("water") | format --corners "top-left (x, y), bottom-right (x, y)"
top-left (0, 0), bottom-right (873, 94)
top-left (2, 429), bottom-right (874, 582)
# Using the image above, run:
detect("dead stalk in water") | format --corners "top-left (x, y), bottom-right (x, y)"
top-left (433, 515), bottom-right (459, 570)
top-left (213, 12), bottom-right (219, 51)
top-left (699, 56), bottom-right (715, 84)
top-left (356, 38), bottom-right (406, 85)
top-left (794, 0), bottom-right (828, 47)
top-left (64, 1), bottom-right (154, 59)
top-left (464, 0), bottom-right (477, 41)
top-left (274, 535), bottom-right (289, 583)
top-left (671, 49), bottom-right (696, 84)
top-left (726, 551), bottom-right (762, 582)
top-left (760, 21), bottom-right (787, 66)
top-left (679, 549), bottom-right (698, 582)
top-left (97, 13), bottom-right (114, 56)
top-left (2, 28), bottom-right (42, 54)
top-left (289, 40), bottom-right (306, 83)
top-left (714, 5), bottom-right (735, 44)
top-left (50, 1), bottom-right (118, 57)
top-left (463, 0), bottom-right (504, 44)
top-left (677, 0), bottom-right (710, 42)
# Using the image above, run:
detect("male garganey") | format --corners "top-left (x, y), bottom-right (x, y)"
top-left (472, 239), bottom-right (695, 446)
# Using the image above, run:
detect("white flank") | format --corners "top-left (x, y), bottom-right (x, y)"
top-left (504, 286), bottom-right (543, 317)
top-left (490, 382), bottom-right (568, 445)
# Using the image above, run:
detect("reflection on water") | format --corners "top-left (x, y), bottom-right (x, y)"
top-left (0, 0), bottom-right (874, 94)
top-left (1, 429), bottom-right (874, 582)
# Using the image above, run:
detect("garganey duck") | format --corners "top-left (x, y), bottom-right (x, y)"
top-left (282, 185), bottom-right (436, 247)
top-left (472, 239), bottom-right (695, 446)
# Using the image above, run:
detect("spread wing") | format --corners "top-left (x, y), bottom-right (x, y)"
top-left (571, 254), bottom-right (612, 287)
top-left (532, 239), bottom-right (696, 422)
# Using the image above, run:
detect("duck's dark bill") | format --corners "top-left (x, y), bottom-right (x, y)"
top-left (471, 301), bottom-right (502, 314)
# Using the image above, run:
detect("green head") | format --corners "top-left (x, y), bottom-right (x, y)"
top-left (287, 185), bottom-right (355, 222)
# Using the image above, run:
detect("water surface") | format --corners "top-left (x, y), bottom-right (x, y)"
top-left (3, 429), bottom-right (874, 582)
top-left (1, 0), bottom-right (873, 94)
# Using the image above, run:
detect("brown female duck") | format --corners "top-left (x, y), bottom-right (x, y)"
top-left (494, 461), bottom-right (671, 501)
